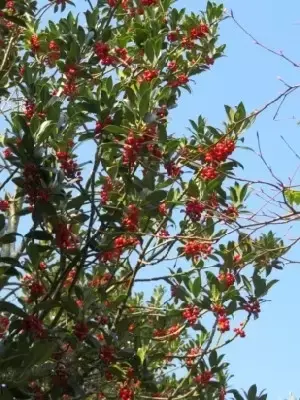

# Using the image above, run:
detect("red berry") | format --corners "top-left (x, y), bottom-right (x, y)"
top-left (182, 304), bottom-right (200, 325)
top-left (194, 370), bottom-right (213, 385)
top-left (186, 199), bottom-right (205, 221)
top-left (217, 315), bottom-right (230, 333)
top-left (185, 347), bottom-right (201, 367)
top-left (74, 321), bottom-right (89, 341)
top-left (201, 165), bottom-right (218, 181)
top-left (218, 272), bottom-right (235, 288)
top-left (0, 316), bottom-right (9, 338)
top-left (184, 241), bottom-right (212, 258)
top-left (30, 34), bottom-right (40, 52)
top-left (0, 200), bottom-right (9, 212)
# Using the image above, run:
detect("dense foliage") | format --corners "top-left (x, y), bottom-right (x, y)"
top-left (0, 0), bottom-right (286, 399)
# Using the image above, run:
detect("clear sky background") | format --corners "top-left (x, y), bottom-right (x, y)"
top-left (36, 0), bottom-right (300, 398)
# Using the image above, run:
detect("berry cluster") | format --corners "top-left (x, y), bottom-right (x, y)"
top-left (5, 0), bottom-right (15, 10)
top-left (23, 163), bottom-right (47, 206)
top-left (182, 304), bottom-right (200, 325)
top-left (167, 60), bottom-right (178, 71)
top-left (100, 345), bottom-right (115, 364)
top-left (0, 316), bottom-right (9, 338)
top-left (99, 236), bottom-right (138, 263)
top-left (153, 323), bottom-right (181, 340)
top-left (30, 34), bottom-right (40, 52)
top-left (24, 100), bottom-right (35, 120)
top-left (94, 42), bottom-right (115, 66)
top-left (138, 69), bottom-right (159, 83)
top-left (194, 370), bottom-right (213, 385)
top-left (55, 223), bottom-right (79, 250)
top-left (122, 127), bottom-right (160, 169)
top-left (198, 139), bottom-right (236, 181)
top-left (158, 202), bottom-right (168, 215)
top-left (184, 240), bottom-right (212, 258)
top-left (95, 116), bottom-right (112, 137)
top-left (211, 303), bottom-right (226, 316)
top-left (64, 268), bottom-right (76, 287)
top-left (190, 23), bottom-right (209, 39)
top-left (218, 272), bottom-right (235, 288)
top-left (165, 161), bottom-right (181, 178)
top-left (204, 139), bottom-right (235, 163)
top-left (29, 382), bottom-right (45, 400)
top-left (119, 385), bottom-right (134, 400)
top-left (47, 40), bottom-right (60, 66)
top-left (185, 347), bottom-right (201, 367)
top-left (158, 229), bottom-right (169, 238)
top-left (62, 80), bottom-right (77, 97)
top-left (74, 322), bottom-right (89, 341)
top-left (3, 148), bottom-right (12, 159)
top-left (39, 262), bottom-right (47, 270)
top-left (61, 64), bottom-right (80, 97)
top-left (185, 198), bottom-right (205, 221)
top-left (22, 315), bottom-right (46, 338)
top-left (115, 47), bottom-right (133, 66)
top-left (89, 273), bottom-right (112, 288)
top-left (217, 315), bottom-right (230, 333)
top-left (200, 165), bottom-right (218, 181)
top-left (22, 274), bottom-right (45, 302)
top-left (168, 73), bottom-right (189, 88)
top-left (123, 131), bottom-right (143, 169)
top-left (100, 176), bottom-right (113, 204)
top-left (234, 324), bottom-right (246, 338)
top-left (141, 0), bottom-right (157, 5)
top-left (56, 150), bottom-right (82, 180)
top-left (122, 204), bottom-right (139, 232)
top-left (223, 204), bottom-right (239, 221)
top-left (0, 199), bottom-right (9, 212)
top-left (167, 22), bottom-right (209, 45)
top-left (243, 298), bottom-right (261, 317)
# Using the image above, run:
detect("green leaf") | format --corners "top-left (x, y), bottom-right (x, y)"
top-left (0, 387), bottom-right (13, 400)
top-left (0, 214), bottom-right (5, 231)
top-left (158, 125), bottom-right (167, 143)
top-left (192, 276), bottom-right (202, 297)
top-left (145, 190), bottom-right (167, 205)
top-left (253, 274), bottom-right (266, 298)
top-left (230, 390), bottom-right (245, 400)
top-left (0, 257), bottom-right (22, 268)
top-left (0, 233), bottom-right (20, 244)
top-left (32, 200), bottom-right (57, 224)
top-left (139, 89), bottom-right (151, 119)
top-left (247, 385), bottom-right (257, 400)
top-left (3, 13), bottom-right (27, 27)
top-left (0, 301), bottom-right (27, 317)
top-left (103, 125), bottom-right (127, 135)
top-left (144, 39), bottom-right (155, 62)
top-left (137, 346), bottom-right (149, 364)
top-left (209, 349), bottom-right (218, 367)
top-left (35, 121), bottom-right (54, 142)
top-left (25, 340), bottom-right (57, 368)
top-left (187, 180), bottom-right (200, 197)
top-left (67, 195), bottom-right (88, 210)
top-left (61, 297), bottom-right (79, 315)
top-left (285, 189), bottom-right (300, 206)
top-left (25, 231), bottom-right (53, 241)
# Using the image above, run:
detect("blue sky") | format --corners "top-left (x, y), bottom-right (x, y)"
top-left (16, 0), bottom-right (300, 398)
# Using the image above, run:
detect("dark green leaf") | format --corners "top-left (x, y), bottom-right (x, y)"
top-left (0, 301), bottom-right (27, 317)
top-left (25, 231), bottom-right (53, 240)
top-left (145, 190), bottom-right (167, 205)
